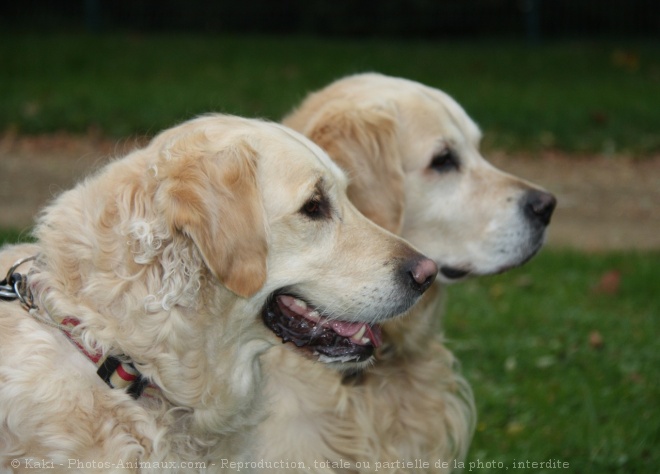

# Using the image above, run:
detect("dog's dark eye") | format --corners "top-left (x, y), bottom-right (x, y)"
top-left (429, 148), bottom-right (459, 173)
top-left (303, 199), bottom-right (320, 215)
top-left (300, 195), bottom-right (330, 220)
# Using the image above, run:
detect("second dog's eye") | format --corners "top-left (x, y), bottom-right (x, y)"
top-left (429, 148), bottom-right (459, 173)
top-left (300, 195), bottom-right (329, 220)
top-left (303, 199), bottom-right (320, 215)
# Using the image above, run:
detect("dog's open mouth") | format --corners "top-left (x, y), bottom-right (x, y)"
top-left (262, 293), bottom-right (382, 364)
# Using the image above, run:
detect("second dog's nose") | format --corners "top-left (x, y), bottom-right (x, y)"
top-left (408, 257), bottom-right (438, 293)
top-left (523, 189), bottom-right (557, 227)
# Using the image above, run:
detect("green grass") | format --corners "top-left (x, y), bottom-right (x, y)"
top-left (443, 250), bottom-right (659, 473)
top-left (0, 229), bottom-right (33, 246)
top-left (1, 34), bottom-right (659, 155)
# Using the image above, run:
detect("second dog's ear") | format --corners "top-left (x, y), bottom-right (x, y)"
top-left (156, 132), bottom-right (267, 298)
top-left (287, 102), bottom-right (405, 234)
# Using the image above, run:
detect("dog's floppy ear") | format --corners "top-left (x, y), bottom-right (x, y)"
top-left (290, 101), bottom-right (405, 234)
top-left (156, 131), bottom-right (267, 298)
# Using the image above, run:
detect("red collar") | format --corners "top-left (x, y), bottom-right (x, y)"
top-left (59, 317), bottom-right (148, 399)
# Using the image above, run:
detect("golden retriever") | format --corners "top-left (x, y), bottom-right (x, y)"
top-left (0, 114), bottom-right (438, 472)
top-left (243, 73), bottom-right (556, 472)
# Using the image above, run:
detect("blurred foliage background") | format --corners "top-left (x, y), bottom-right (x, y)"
top-left (1, 1), bottom-right (659, 155)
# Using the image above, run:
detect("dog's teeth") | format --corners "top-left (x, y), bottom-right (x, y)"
top-left (351, 326), bottom-right (367, 341)
top-left (307, 310), bottom-right (320, 321)
top-left (361, 337), bottom-right (371, 345)
top-left (293, 298), bottom-right (307, 310)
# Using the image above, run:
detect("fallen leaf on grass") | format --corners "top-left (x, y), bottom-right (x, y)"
top-left (506, 421), bottom-right (525, 436)
top-left (611, 49), bottom-right (640, 72)
top-left (589, 330), bottom-right (604, 349)
top-left (593, 269), bottom-right (621, 294)
top-left (627, 372), bottom-right (645, 385)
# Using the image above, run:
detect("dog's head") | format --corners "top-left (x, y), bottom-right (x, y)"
top-left (150, 116), bottom-right (436, 366)
top-left (284, 73), bottom-right (556, 283)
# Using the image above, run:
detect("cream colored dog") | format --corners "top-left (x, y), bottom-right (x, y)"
top-left (244, 73), bottom-right (557, 472)
top-left (0, 114), bottom-right (438, 472)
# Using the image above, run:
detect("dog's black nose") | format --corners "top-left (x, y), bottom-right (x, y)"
top-left (408, 257), bottom-right (438, 293)
top-left (523, 189), bottom-right (557, 227)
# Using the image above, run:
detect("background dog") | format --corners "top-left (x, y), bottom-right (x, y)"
top-left (244, 73), bottom-right (556, 472)
top-left (0, 114), bottom-right (437, 471)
